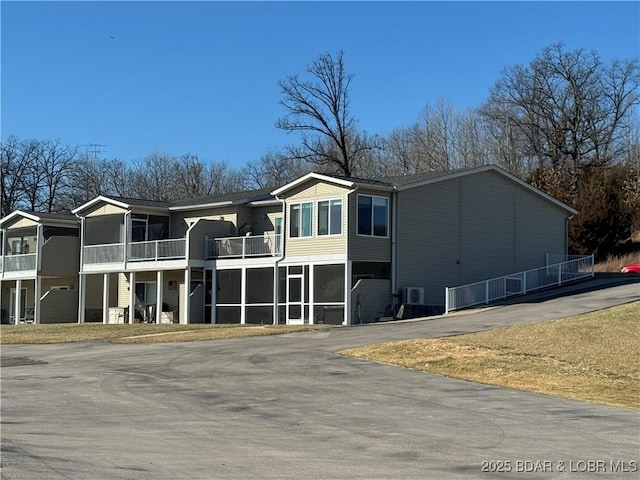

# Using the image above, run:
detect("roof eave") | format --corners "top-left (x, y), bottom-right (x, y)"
top-left (169, 201), bottom-right (234, 212)
top-left (0, 210), bottom-right (41, 227)
top-left (71, 196), bottom-right (131, 215)
top-left (271, 172), bottom-right (355, 196)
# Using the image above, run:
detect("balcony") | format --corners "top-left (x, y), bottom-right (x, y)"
top-left (129, 239), bottom-right (186, 261)
top-left (82, 239), bottom-right (188, 271)
top-left (207, 233), bottom-right (282, 259)
top-left (1, 253), bottom-right (37, 274)
top-left (83, 243), bottom-right (125, 265)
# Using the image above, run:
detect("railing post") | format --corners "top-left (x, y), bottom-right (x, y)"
top-left (155, 241), bottom-right (159, 261)
top-left (485, 281), bottom-right (489, 304)
top-left (523, 272), bottom-right (527, 294)
top-left (445, 287), bottom-right (449, 314)
top-left (242, 237), bottom-right (246, 258)
top-left (558, 262), bottom-right (562, 285)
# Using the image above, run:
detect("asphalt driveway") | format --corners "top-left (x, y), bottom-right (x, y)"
top-left (1, 282), bottom-right (639, 479)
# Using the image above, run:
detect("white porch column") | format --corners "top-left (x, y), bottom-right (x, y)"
top-left (240, 267), bottom-right (246, 325)
top-left (102, 273), bottom-right (110, 324)
top-left (211, 269), bottom-right (217, 324)
top-left (156, 270), bottom-right (163, 324)
top-left (34, 277), bottom-right (41, 324)
top-left (128, 271), bottom-right (136, 324)
top-left (344, 261), bottom-right (352, 326)
top-left (78, 274), bottom-right (86, 323)
top-left (14, 279), bottom-right (22, 325)
top-left (308, 264), bottom-right (315, 325)
top-left (182, 268), bottom-right (190, 324)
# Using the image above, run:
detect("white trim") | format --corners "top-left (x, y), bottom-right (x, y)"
top-left (279, 253), bottom-right (347, 264)
top-left (248, 199), bottom-right (281, 207)
top-left (0, 210), bottom-right (40, 226)
top-left (288, 201), bottom-right (314, 239)
top-left (72, 195), bottom-right (131, 215)
top-left (215, 256), bottom-right (278, 268)
top-left (102, 273), bottom-right (110, 324)
top-left (344, 261), bottom-right (352, 325)
top-left (316, 198), bottom-right (344, 237)
top-left (271, 172), bottom-right (354, 196)
top-left (169, 200), bottom-right (234, 212)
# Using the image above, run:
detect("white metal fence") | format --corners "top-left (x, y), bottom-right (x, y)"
top-left (83, 243), bottom-right (125, 264)
top-left (129, 239), bottom-right (186, 261)
top-left (445, 255), bottom-right (594, 314)
top-left (207, 234), bottom-right (282, 259)
top-left (3, 253), bottom-right (37, 272)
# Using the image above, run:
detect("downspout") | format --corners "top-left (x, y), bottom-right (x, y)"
top-left (1, 228), bottom-right (5, 280)
top-left (34, 223), bottom-right (43, 324)
top-left (391, 188), bottom-right (399, 320)
top-left (184, 219), bottom-right (200, 324)
top-left (344, 186), bottom-right (357, 326)
top-left (273, 195), bottom-right (286, 325)
top-left (124, 211), bottom-right (132, 268)
top-left (76, 214), bottom-right (86, 323)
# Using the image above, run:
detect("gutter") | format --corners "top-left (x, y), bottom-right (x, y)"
top-left (391, 187), bottom-right (399, 319)
top-left (273, 194), bottom-right (286, 325)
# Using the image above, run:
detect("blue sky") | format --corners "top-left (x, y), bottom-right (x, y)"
top-left (2, 1), bottom-right (639, 169)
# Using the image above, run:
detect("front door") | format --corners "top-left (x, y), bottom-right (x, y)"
top-left (286, 269), bottom-right (304, 325)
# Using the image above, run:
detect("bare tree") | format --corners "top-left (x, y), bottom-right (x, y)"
top-left (482, 43), bottom-right (640, 195)
top-left (39, 140), bottom-right (77, 212)
top-left (129, 153), bottom-right (178, 201)
top-left (243, 151), bottom-right (313, 190)
top-left (1, 136), bottom-right (35, 216)
top-left (276, 51), bottom-right (376, 177)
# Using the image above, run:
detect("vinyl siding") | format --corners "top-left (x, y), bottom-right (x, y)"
top-left (5, 218), bottom-right (38, 228)
top-left (396, 170), bottom-right (571, 306)
top-left (350, 279), bottom-right (391, 324)
top-left (85, 203), bottom-right (127, 217)
top-left (171, 207), bottom-right (238, 238)
top-left (348, 189), bottom-right (392, 262)
top-left (40, 288), bottom-right (78, 323)
top-left (40, 236), bottom-right (80, 276)
top-left (282, 181), bottom-right (349, 257)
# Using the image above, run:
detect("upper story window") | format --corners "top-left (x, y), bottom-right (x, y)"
top-left (357, 195), bottom-right (389, 237)
top-left (318, 199), bottom-right (342, 236)
top-left (290, 202), bottom-right (313, 238)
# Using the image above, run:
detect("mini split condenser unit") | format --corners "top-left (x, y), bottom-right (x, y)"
top-left (401, 287), bottom-right (424, 305)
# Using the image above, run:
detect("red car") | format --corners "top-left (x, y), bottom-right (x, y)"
top-left (621, 263), bottom-right (640, 274)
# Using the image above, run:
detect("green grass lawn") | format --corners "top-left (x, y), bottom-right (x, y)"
top-left (340, 301), bottom-right (640, 409)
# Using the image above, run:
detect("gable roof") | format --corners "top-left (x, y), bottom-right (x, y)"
top-left (388, 165), bottom-right (577, 215)
top-left (71, 195), bottom-right (173, 215)
top-left (271, 165), bottom-right (576, 215)
top-left (1, 210), bottom-right (79, 228)
top-left (271, 172), bottom-right (393, 196)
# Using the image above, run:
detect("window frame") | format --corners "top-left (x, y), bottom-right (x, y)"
top-left (316, 198), bottom-right (343, 237)
top-left (289, 201), bottom-right (314, 239)
top-left (356, 194), bottom-right (390, 238)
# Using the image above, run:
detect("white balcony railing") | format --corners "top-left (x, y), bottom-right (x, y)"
top-left (83, 243), bottom-right (125, 265)
top-left (3, 253), bottom-right (37, 272)
top-left (445, 255), bottom-right (595, 314)
top-left (207, 233), bottom-right (282, 259)
top-left (129, 239), bottom-right (186, 261)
